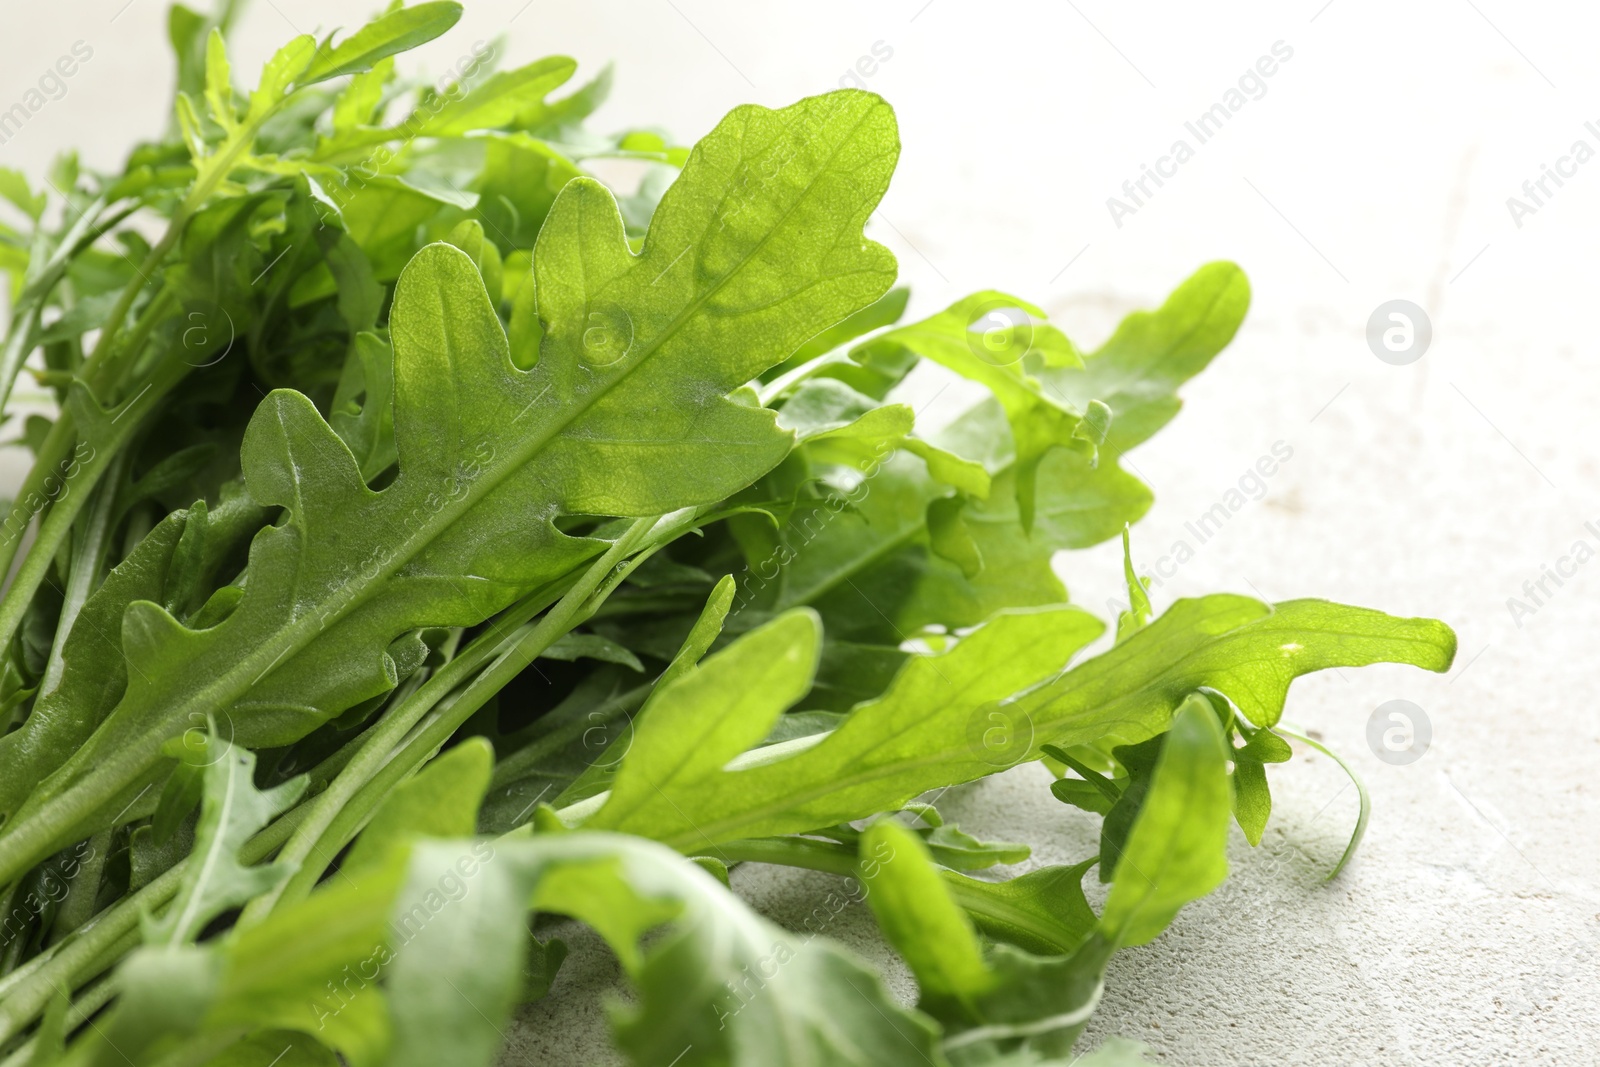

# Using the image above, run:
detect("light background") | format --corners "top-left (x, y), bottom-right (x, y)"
top-left (3, 1), bottom-right (1597, 1063)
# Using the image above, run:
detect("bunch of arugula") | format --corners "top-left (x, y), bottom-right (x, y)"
top-left (0, 4), bottom-right (1455, 1065)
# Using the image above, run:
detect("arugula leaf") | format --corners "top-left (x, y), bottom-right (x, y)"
top-left (144, 736), bottom-right (305, 946)
top-left (0, 516), bottom-right (185, 819)
top-left (594, 611), bottom-right (820, 842)
top-left (576, 595), bottom-right (1450, 850)
top-left (418, 57), bottom-right (578, 136)
top-left (298, 3), bottom-right (464, 86)
top-left (854, 821), bottom-right (1111, 1060)
top-left (0, 89), bottom-right (901, 888)
top-left (582, 607), bottom-right (1102, 845)
top-left (859, 820), bottom-right (994, 1001)
top-left (1097, 695), bottom-right (1230, 946)
top-left (388, 834), bottom-right (945, 1067)
top-left (1041, 261), bottom-right (1250, 452)
top-left (1114, 526), bottom-right (1152, 643)
top-left (856, 291), bottom-right (1096, 528)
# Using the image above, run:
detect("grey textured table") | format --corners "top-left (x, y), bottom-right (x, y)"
top-left (4, 2), bottom-right (1595, 1063)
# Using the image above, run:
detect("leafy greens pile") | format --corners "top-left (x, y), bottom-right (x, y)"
top-left (0, 4), bottom-right (1456, 1065)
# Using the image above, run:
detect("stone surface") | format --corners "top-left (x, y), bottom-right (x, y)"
top-left (5, 2), bottom-right (1596, 1063)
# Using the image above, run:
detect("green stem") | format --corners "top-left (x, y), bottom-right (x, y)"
top-left (0, 198), bottom-right (110, 416)
top-left (0, 353), bottom-right (188, 666)
top-left (1272, 721), bottom-right (1370, 882)
top-left (37, 452), bottom-right (128, 698)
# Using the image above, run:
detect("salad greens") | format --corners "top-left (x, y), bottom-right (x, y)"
top-left (0, 3), bottom-right (1455, 1064)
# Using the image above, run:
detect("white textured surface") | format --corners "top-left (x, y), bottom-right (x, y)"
top-left (5, 2), bottom-right (1598, 1064)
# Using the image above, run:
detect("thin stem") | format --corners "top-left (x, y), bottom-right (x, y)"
top-left (38, 452), bottom-right (128, 698)
top-left (0, 198), bottom-right (110, 415)
top-left (1272, 720), bottom-right (1370, 882)
top-left (0, 971), bottom-right (117, 1067)
top-left (49, 827), bottom-right (113, 944)
top-left (0, 353), bottom-right (188, 663)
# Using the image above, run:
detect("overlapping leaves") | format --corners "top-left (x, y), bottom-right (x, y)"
top-left (0, 88), bottom-right (902, 886)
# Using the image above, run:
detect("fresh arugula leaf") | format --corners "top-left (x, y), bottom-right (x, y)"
top-left (1041, 261), bottom-right (1250, 452)
top-left (856, 290), bottom-right (1095, 528)
top-left (144, 736), bottom-right (305, 946)
top-left (387, 834), bottom-right (945, 1067)
top-left (0, 89), bottom-right (902, 888)
top-left (861, 819), bottom-right (994, 1000)
top-left (298, 3), bottom-right (463, 86)
top-left (1098, 695), bottom-right (1231, 947)
top-left (576, 595), bottom-right (1450, 850)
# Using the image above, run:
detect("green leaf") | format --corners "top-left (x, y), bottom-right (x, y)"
top-left (0, 169), bottom-right (46, 221)
top-left (0, 515), bottom-right (186, 821)
top-left (859, 290), bottom-right (1094, 528)
top-left (299, 3), bottom-right (464, 86)
top-left (1041, 261), bottom-right (1250, 452)
top-left (1014, 595), bottom-right (1457, 745)
top-left (582, 606), bottom-right (1104, 847)
top-left (383, 834), bottom-right (932, 1067)
top-left (209, 865), bottom-right (402, 1065)
top-left (247, 36), bottom-right (318, 124)
top-left (331, 58), bottom-right (394, 133)
top-left (144, 736), bottom-right (306, 946)
top-left (204, 29), bottom-right (235, 131)
top-left (577, 594), bottom-right (1451, 854)
top-left (949, 859), bottom-right (1101, 957)
top-left (852, 829), bottom-right (1112, 1060)
top-left (1096, 733), bottom-right (1163, 881)
top-left (754, 400), bottom-right (1150, 647)
top-left (519, 834), bottom-right (944, 1067)
top-left (596, 611), bottom-right (820, 839)
top-left (763, 284), bottom-right (908, 381)
top-left (1229, 716), bottom-right (1292, 846)
top-left (385, 840), bottom-right (526, 1067)
top-left (553, 577), bottom-right (738, 808)
top-left (328, 332), bottom-right (398, 482)
top-left (656, 574), bottom-right (736, 692)
top-left (859, 819), bottom-right (994, 1001)
top-left (473, 133), bottom-right (585, 248)
top-left (419, 56), bottom-right (578, 136)
top-left (1232, 749), bottom-right (1271, 846)
top-left (1098, 695), bottom-right (1230, 947)
top-left (1114, 526), bottom-right (1152, 643)
top-left (168, 3), bottom-right (211, 102)
top-left (0, 89), bottom-right (901, 886)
